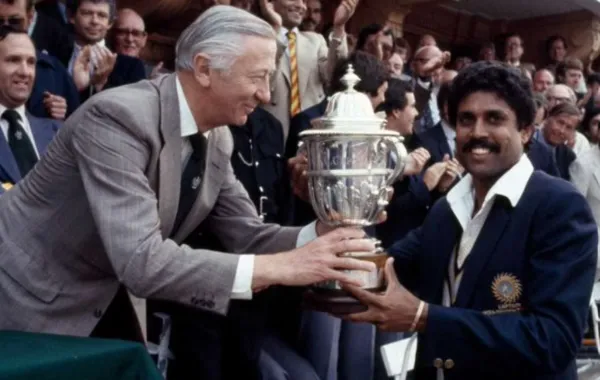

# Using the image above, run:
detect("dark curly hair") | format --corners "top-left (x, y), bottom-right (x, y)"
top-left (330, 51), bottom-right (389, 98)
top-left (448, 61), bottom-right (536, 130)
top-left (377, 78), bottom-right (413, 115)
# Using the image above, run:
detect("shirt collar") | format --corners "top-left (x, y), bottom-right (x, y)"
top-left (176, 75), bottom-right (199, 138)
top-left (175, 75), bottom-right (213, 139)
top-left (27, 11), bottom-right (37, 36)
top-left (0, 103), bottom-right (26, 120)
top-left (280, 26), bottom-right (299, 39)
top-left (75, 39), bottom-right (106, 51)
top-left (441, 120), bottom-right (455, 140)
top-left (446, 154), bottom-right (534, 229)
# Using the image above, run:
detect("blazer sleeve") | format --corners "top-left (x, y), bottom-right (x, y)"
top-left (419, 188), bottom-right (598, 374)
top-left (387, 226), bottom-right (424, 294)
top-left (317, 32), bottom-right (348, 87)
top-left (70, 101), bottom-right (240, 316)
top-left (206, 156), bottom-right (302, 255)
top-left (388, 175), bottom-right (432, 212)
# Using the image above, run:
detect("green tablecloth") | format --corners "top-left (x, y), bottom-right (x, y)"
top-left (0, 331), bottom-right (162, 380)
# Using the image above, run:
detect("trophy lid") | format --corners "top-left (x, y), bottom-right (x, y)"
top-left (306, 64), bottom-right (387, 132)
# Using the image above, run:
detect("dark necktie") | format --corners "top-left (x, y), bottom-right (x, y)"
top-left (172, 133), bottom-right (208, 235)
top-left (4, 109), bottom-right (37, 177)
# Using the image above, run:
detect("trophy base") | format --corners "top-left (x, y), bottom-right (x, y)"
top-left (303, 288), bottom-right (383, 315)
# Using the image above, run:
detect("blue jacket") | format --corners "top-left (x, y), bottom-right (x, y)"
top-left (28, 50), bottom-right (80, 119)
top-left (0, 113), bottom-right (61, 195)
top-left (389, 171), bottom-right (597, 379)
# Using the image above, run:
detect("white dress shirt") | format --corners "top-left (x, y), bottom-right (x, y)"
top-left (442, 155), bottom-right (534, 306)
top-left (175, 76), bottom-right (318, 299)
top-left (0, 105), bottom-right (40, 159)
top-left (416, 78), bottom-right (441, 126)
top-left (441, 120), bottom-right (456, 157)
top-left (279, 26), bottom-right (300, 58)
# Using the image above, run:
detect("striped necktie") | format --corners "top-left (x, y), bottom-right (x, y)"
top-left (287, 31), bottom-right (301, 117)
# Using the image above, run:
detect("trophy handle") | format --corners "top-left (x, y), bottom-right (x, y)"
top-left (382, 136), bottom-right (408, 185)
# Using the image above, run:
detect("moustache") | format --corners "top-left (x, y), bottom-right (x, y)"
top-left (462, 138), bottom-right (500, 153)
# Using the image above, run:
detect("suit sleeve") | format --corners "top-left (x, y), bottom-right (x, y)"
top-left (207, 157), bottom-right (301, 255)
top-left (318, 33), bottom-right (348, 87)
top-left (388, 226), bottom-right (424, 294)
top-left (71, 101), bottom-right (240, 316)
top-left (388, 175), bottom-right (431, 212)
top-left (419, 189), bottom-right (598, 374)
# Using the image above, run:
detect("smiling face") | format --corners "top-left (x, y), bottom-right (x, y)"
top-left (198, 35), bottom-right (276, 126)
top-left (455, 91), bottom-right (531, 184)
top-left (70, 1), bottom-right (112, 45)
top-left (113, 9), bottom-right (146, 57)
top-left (273, 0), bottom-right (306, 29)
top-left (0, 33), bottom-right (35, 108)
top-left (542, 113), bottom-right (579, 147)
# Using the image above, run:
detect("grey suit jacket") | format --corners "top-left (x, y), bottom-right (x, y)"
top-left (262, 31), bottom-right (348, 142)
top-left (0, 74), bottom-right (301, 337)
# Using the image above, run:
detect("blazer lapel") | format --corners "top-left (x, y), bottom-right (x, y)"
top-left (27, 113), bottom-right (54, 154)
top-left (157, 74), bottom-right (182, 239)
top-left (296, 33), bottom-right (311, 100)
top-left (427, 208), bottom-right (462, 303)
top-left (280, 51), bottom-right (291, 87)
top-left (0, 131), bottom-right (21, 183)
top-left (173, 130), bottom-right (227, 242)
top-left (434, 124), bottom-right (452, 159)
top-left (453, 199), bottom-right (512, 307)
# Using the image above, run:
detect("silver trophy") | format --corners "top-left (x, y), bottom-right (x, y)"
top-left (299, 65), bottom-right (408, 312)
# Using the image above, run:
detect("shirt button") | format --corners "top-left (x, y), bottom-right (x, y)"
top-left (93, 309), bottom-right (102, 318)
top-left (433, 358), bottom-right (443, 369)
top-left (255, 161), bottom-right (260, 167)
top-left (444, 359), bottom-right (455, 369)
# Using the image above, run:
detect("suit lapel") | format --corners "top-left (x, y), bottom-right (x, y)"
top-left (428, 208), bottom-right (462, 303)
top-left (296, 33), bottom-right (311, 100)
top-left (157, 74), bottom-right (182, 239)
top-left (280, 50), bottom-right (291, 87)
top-left (453, 199), bottom-right (511, 307)
top-left (27, 113), bottom-right (54, 154)
top-left (173, 131), bottom-right (227, 242)
top-left (0, 130), bottom-right (20, 183)
top-left (433, 124), bottom-right (452, 159)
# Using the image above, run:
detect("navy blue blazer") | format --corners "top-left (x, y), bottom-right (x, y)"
top-left (388, 172), bottom-right (598, 379)
top-left (0, 114), bottom-right (61, 194)
top-left (78, 53), bottom-right (147, 103)
top-left (526, 138), bottom-right (560, 177)
top-left (417, 121), bottom-right (453, 164)
top-left (28, 50), bottom-right (80, 119)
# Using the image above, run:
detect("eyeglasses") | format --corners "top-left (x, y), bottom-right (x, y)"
top-left (0, 16), bottom-right (25, 29)
top-left (114, 28), bottom-right (147, 38)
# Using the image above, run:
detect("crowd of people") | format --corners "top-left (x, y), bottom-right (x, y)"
top-left (0, 0), bottom-right (599, 380)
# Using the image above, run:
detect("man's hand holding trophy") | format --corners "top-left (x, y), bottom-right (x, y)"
top-left (290, 65), bottom-right (408, 313)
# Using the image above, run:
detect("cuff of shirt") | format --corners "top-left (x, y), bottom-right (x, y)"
top-left (297, 220), bottom-right (318, 247)
top-left (231, 254), bottom-right (255, 300)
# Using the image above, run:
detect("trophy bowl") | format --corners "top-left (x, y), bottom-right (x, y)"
top-left (299, 65), bottom-right (408, 313)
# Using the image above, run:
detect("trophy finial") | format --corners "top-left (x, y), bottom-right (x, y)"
top-left (340, 64), bottom-right (361, 92)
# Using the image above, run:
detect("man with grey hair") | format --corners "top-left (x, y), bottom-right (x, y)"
top-left (0, 4), bottom-right (376, 349)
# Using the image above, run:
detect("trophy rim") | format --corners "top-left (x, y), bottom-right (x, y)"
top-left (299, 130), bottom-right (402, 137)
